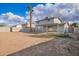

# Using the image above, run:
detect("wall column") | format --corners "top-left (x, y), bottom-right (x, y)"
top-left (57, 24), bottom-right (59, 32)
top-left (46, 26), bottom-right (48, 32)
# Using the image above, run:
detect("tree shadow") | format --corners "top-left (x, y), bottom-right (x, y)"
top-left (8, 38), bottom-right (79, 56)
top-left (8, 39), bottom-right (59, 56)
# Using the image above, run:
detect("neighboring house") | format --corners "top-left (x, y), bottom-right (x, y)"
top-left (63, 21), bottom-right (79, 33)
top-left (22, 21), bottom-right (35, 28)
top-left (16, 24), bottom-right (22, 28)
top-left (12, 24), bottom-right (22, 32)
top-left (68, 21), bottom-right (79, 33)
top-left (35, 17), bottom-right (65, 33)
top-left (26, 21), bottom-right (36, 28)
top-left (22, 23), bottom-right (27, 28)
top-left (20, 21), bottom-right (36, 32)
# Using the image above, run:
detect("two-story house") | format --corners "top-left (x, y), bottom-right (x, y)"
top-left (35, 17), bottom-right (65, 33)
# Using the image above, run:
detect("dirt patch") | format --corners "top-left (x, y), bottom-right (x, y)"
top-left (0, 32), bottom-right (51, 56)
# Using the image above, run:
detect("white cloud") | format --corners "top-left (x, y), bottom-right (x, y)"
top-left (0, 12), bottom-right (25, 25)
top-left (26, 3), bottom-right (79, 22)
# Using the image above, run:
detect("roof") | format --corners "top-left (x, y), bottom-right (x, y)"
top-left (35, 17), bottom-right (63, 22)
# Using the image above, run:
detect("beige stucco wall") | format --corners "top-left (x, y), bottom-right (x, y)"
top-left (57, 25), bottom-right (64, 33)
top-left (35, 24), bottom-right (64, 33)
top-left (13, 27), bottom-right (22, 32)
top-left (0, 27), bottom-right (10, 32)
top-left (36, 17), bottom-right (62, 26)
top-left (35, 17), bottom-right (64, 33)
top-left (53, 18), bottom-right (61, 24)
top-left (0, 27), bottom-right (21, 32)
top-left (36, 20), bottom-right (54, 25)
top-left (27, 22), bottom-right (36, 28)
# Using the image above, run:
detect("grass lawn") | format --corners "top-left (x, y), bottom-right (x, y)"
top-left (30, 33), bottom-right (71, 39)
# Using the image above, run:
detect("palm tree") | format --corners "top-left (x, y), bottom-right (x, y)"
top-left (27, 5), bottom-right (33, 32)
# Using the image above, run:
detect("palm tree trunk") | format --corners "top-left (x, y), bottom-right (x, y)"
top-left (30, 11), bottom-right (32, 32)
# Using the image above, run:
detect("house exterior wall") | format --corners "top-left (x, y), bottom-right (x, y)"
top-left (35, 17), bottom-right (64, 33)
top-left (35, 24), bottom-right (64, 33)
top-left (53, 18), bottom-right (62, 24)
top-left (25, 21), bottom-right (36, 28)
top-left (57, 25), bottom-right (64, 33)
top-left (36, 20), bottom-right (53, 26)
top-left (22, 24), bottom-right (27, 28)
top-left (52, 25), bottom-right (57, 32)
top-left (41, 25), bottom-right (57, 32)
top-left (35, 26), bottom-right (43, 32)
top-left (36, 17), bottom-right (62, 26)
top-left (13, 27), bottom-right (21, 32)
top-left (16, 25), bottom-right (22, 28)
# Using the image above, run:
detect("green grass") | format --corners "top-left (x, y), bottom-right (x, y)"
top-left (47, 33), bottom-right (71, 38)
top-left (31, 33), bottom-right (71, 38)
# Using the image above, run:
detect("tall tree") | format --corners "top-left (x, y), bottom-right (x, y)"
top-left (71, 23), bottom-right (78, 28)
top-left (27, 5), bottom-right (33, 32)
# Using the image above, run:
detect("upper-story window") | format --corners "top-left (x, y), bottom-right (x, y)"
top-left (37, 21), bottom-right (39, 24)
top-left (48, 19), bottom-right (50, 21)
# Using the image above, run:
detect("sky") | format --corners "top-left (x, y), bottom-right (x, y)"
top-left (0, 3), bottom-right (79, 26)
top-left (0, 3), bottom-right (41, 16)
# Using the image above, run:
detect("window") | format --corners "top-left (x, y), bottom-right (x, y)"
top-left (37, 21), bottom-right (39, 24)
top-left (48, 19), bottom-right (50, 21)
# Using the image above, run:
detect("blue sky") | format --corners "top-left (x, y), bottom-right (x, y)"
top-left (0, 3), bottom-right (79, 26)
top-left (0, 3), bottom-right (43, 16)
top-left (0, 3), bottom-right (44, 26)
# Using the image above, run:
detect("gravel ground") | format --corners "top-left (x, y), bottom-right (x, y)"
top-left (9, 38), bottom-right (79, 56)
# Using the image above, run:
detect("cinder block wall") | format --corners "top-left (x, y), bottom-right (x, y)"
top-left (0, 27), bottom-right (21, 32)
top-left (0, 27), bottom-right (10, 32)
